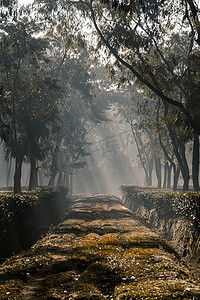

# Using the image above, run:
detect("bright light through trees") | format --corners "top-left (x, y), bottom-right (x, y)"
top-left (18, 0), bottom-right (33, 5)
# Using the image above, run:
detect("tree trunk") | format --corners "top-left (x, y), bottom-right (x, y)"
top-left (147, 155), bottom-right (153, 186)
top-left (48, 134), bottom-right (62, 186)
top-left (167, 162), bottom-right (173, 189)
top-left (182, 168), bottom-right (190, 191)
top-left (69, 172), bottom-right (73, 195)
top-left (157, 122), bottom-right (175, 189)
top-left (6, 158), bottom-right (12, 187)
top-left (29, 158), bottom-right (38, 191)
top-left (167, 123), bottom-right (190, 191)
top-left (173, 166), bottom-right (180, 191)
top-left (14, 156), bottom-right (23, 194)
top-left (64, 171), bottom-right (70, 189)
top-left (179, 145), bottom-right (190, 191)
top-left (163, 162), bottom-right (168, 188)
top-left (57, 172), bottom-right (64, 186)
top-left (155, 156), bottom-right (162, 188)
top-left (163, 103), bottom-right (190, 191)
top-left (192, 131), bottom-right (199, 191)
top-left (130, 121), bottom-right (151, 187)
top-left (48, 167), bottom-right (57, 186)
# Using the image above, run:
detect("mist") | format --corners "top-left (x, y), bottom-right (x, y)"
top-left (73, 123), bottom-right (144, 195)
top-left (0, 122), bottom-right (145, 195)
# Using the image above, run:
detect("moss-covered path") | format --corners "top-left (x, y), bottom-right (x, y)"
top-left (0, 195), bottom-right (200, 299)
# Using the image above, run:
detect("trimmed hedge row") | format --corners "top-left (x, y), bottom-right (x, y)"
top-left (0, 194), bottom-right (38, 233)
top-left (120, 185), bottom-right (200, 233)
top-left (0, 187), bottom-right (69, 260)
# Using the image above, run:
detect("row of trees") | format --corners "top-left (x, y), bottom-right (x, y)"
top-left (73, 0), bottom-right (200, 191)
top-left (1, 0), bottom-right (200, 192)
top-left (0, 3), bottom-right (106, 193)
top-left (102, 0), bottom-right (200, 191)
top-left (50, 0), bottom-right (199, 191)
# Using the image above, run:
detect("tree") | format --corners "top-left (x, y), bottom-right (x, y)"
top-left (115, 79), bottom-right (196, 191)
top-left (24, 74), bottom-right (62, 190)
top-left (0, 0), bottom-right (17, 20)
top-left (0, 19), bottom-right (62, 193)
top-left (35, 0), bottom-right (200, 133)
top-left (41, 34), bottom-right (106, 188)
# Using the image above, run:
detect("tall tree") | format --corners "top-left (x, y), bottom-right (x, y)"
top-left (43, 35), bottom-right (105, 187)
top-left (0, 19), bottom-right (61, 193)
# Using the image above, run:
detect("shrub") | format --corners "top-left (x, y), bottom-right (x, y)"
top-left (120, 185), bottom-right (200, 233)
top-left (0, 193), bottom-right (38, 229)
top-left (0, 186), bottom-right (69, 259)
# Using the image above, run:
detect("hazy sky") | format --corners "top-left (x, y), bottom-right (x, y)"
top-left (18, 0), bottom-right (34, 4)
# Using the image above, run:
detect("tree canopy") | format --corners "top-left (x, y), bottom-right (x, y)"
top-left (33, 0), bottom-right (200, 132)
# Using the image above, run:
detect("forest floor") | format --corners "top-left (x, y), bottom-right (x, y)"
top-left (0, 194), bottom-right (200, 299)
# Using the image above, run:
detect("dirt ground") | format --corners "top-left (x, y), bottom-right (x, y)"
top-left (0, 195), bottom-right (200, 299)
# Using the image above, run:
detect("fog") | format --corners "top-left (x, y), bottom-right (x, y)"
top-left (73, 123), bottom-right (144, 195)
top-left (0, 120), bottom-right (147, 195)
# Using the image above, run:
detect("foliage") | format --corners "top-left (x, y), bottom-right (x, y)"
top-left (42, 37), bottom-right (107, 185)
top-left (0, 186), bottom-right (69, 258)
top-left (0, 192), bottom-right (38, 226)
top-left (0, 0), bottom-right (18, 22)
top-left (31, 186), bottom-right (68, 198)
top-left (0, 186), bottom-right (68, 224)
top-left (29, 186), bottom-right (69, 208)
top-left (120, 185), bottom-right (200, 232)
top-left (0, 16), bottom-right (63, 192)
top-left (0, 20), bottom-right (62, 156)
top-left (36, 0), bottom-right (200, 132)
top-left (173, 191), bottom-right (200, 229)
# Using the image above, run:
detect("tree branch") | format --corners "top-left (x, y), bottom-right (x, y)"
top-left (186, 0), bottom-right (200, 46)
top-left (89, 0), bottom-right (200, 133)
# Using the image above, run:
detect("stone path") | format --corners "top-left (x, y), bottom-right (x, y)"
top-left (0, 195), bottom-right (200, 299)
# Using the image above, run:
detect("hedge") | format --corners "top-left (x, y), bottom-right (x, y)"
top-left (0, 186), bottom-right (69, 260)
top-left (120, 185), bottom-right (200, 233)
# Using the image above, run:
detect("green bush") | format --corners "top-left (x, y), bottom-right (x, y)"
top-left (0, 186), bottom-right (69, 259)
top-left (120, 185), bottom-right (200, 232)
top-left (0, 186), bottom-right (68, 228)
top-left (0, 193), bottom-right (38, 226)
